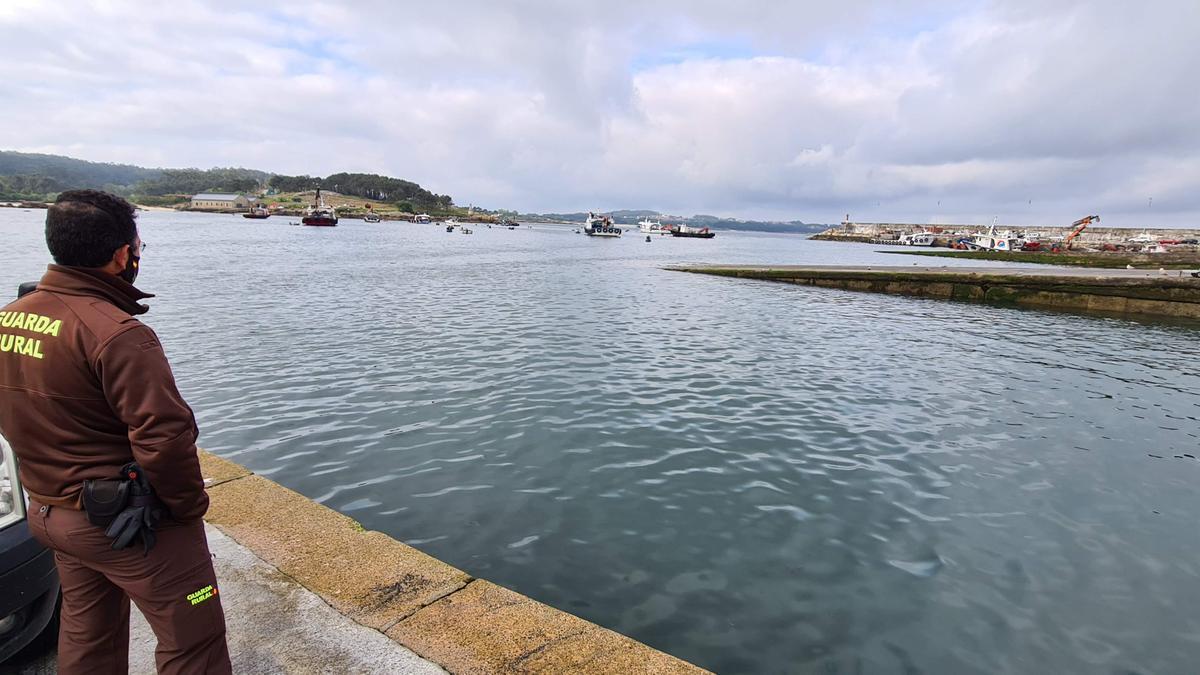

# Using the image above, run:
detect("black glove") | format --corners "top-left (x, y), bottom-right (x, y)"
top-left (104, 463), bottom-right (165, 555)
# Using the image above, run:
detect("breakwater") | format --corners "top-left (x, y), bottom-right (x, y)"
top-left (815, 221), bottom-right (1200, 245)
top-left (671, 265), bottom-right (1200, 319)
top-left (881, 249), bottom-right (1200, 269)
top-left (198, 450), bottom-right (707, 673)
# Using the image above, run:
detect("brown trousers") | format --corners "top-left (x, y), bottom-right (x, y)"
top-left (27, 500), bottom-right (231, 675)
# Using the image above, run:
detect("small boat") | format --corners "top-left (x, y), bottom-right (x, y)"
top-left (443, 217), bottom-right (460, 229)
top-left (670, 224), bottom-right (715, 239)
top-left (243, 205), bottom-right (270, 219)
top-left (446, 224), bottom-right (455, 232)
top-left (414, 214), bottom-right (432, 224)
top-left (501, 218), bottom-right (520, 230)
top-left (363, 212), bottom-right (381, 223)
top-left (584, 212), bottom-right (622, 237)
top-left (897, 231), bottom-right (936, 246)
top-left (461, 227), bottom-right (473, 234)
top-left (638, 218), bottom-right (671, 235)
top-left (962, 221), bottom-right (1017, 251)
top-left (301, 189), bottom-right (338, 227)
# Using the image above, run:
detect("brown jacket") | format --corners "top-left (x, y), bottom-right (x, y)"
top-left (0, 265), bottom-right (207, 521)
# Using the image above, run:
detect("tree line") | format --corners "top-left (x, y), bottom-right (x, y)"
top-left (0, 152), bottom-right (453, 208)
top-left (268, 172), bottom-right (452, 208)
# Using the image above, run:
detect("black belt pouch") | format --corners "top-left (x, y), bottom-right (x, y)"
top-left (82, 479), bottom-right (132, 528)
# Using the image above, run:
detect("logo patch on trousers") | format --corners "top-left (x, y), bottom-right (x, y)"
top-left (186, 584), bottom-right (218, 606)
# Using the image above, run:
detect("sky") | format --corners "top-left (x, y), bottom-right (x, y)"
top-left (1, 0), bottom-right (1198, 226)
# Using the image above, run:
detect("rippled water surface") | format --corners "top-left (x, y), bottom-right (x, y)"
top-left (4, 209), bottom-right (1200, 673)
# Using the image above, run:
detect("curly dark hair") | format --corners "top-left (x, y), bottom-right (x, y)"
top-left (45, 189), bottom-right (139, 267)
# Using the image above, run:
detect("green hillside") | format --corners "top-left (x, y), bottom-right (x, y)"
top-left (0, 152), bottom-right (449, 209)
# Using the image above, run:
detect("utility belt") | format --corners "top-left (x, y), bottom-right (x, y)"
top-left (81, 462), bottom-right (165, 555)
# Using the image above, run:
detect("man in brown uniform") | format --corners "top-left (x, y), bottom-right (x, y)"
top-left (0, 190), bottom-right (231, 674)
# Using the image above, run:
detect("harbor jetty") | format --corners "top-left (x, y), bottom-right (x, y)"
top-left (195, 451), bottom-right (706, 674)
top-left (813, 220), bottom-right (1200, 246)
top-left (13, 451), bottom-right (712, 673)
top-left (670, 265), bottom-right (1200, 319)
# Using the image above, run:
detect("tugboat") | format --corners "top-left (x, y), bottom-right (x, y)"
top-left (242, 205), bottom-right (270, 219)
top-left (301, 189), bottom-right (338, 227)
top-left (584, 212), bottom-right (622, 238)
top-left (669, 224), bottom-right (715, 239)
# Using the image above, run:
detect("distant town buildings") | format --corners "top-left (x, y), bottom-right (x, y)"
top-left (191, 192), bottom-right (249, 210)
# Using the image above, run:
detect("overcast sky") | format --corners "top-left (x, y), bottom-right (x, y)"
top-left (2, 0), bottom-right (1197, 225)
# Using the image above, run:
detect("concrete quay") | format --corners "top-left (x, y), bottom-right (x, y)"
top-left (814, 221), bottom-right (1200, 246)
top-left (13, 452), bottom-right (708, 674)
top-left (671, 265), bottom-right (1200, 319)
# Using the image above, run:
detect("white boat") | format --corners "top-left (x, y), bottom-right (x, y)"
top-left (897, 231), bottom-right (936, 246)
top-left (414, 214), bottom-right (432, 224)
top-left (963, 222), bottom-right (1018, 251)
top-left (584, 212), bottom-right (622, 238)
top-left (363, 213), bottom-right (381, 223)
top-left (443, 217), bottom-right (460, 229)
top-left (638, 218), bottom-right (671, 235)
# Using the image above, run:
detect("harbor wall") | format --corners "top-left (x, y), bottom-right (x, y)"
top-left (673, 266), bottom-right (1200, 320)
top-left (198, 450), bottom-right (707, 674)
top-left (814, 221), bottom-right (1200, 245)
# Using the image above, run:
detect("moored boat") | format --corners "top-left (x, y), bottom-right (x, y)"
top-left (584, 212), bottom-right (622, 237)
top-left (301, 189), bottom-right (338, 227)
top-left (638, 218), bottom-right (671, 235)
top-left (670, 224), bottom-right (715, 239)
top-left (363, 211), bottom-right (381, 223)
top-left (242, 205), bottom-right (270, 219)
top-left (897, 231), bottom-right (935, 246)
top-left (962, 221), bottom-right (1017, 251)
top-left (414, 214), bottom-right (432, 224)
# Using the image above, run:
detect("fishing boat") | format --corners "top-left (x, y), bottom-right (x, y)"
top-left (242, 205), bottom-right (270, 219)
top-left (670, 224), bottom-right (715, 239)
top-left (897, 231), bottom-right (936, 246)
top-left (638, 218), bottom-right (671, 235)
top-left (962, 221), bottom-right (1017, 251)
top-left (584, 212), bottom-right (622, 237)
top-left (301, 189), bottom-right (338, 227)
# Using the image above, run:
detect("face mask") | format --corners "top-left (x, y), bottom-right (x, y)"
top-left (120, 247), bottom-right (140, 284)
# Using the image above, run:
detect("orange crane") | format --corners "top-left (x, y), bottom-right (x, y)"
top-left (1058, 215), bottom-right (1099, 251)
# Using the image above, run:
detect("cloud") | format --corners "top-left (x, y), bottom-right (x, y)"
top-left (0, 0), bottom-right (1196, 225)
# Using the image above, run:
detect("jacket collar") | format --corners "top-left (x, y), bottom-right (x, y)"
top-left (37, 264), bottom-right (154, 316)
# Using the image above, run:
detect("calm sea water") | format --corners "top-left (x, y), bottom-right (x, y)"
top-left (3, 209), bottom-right (1199, 673)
